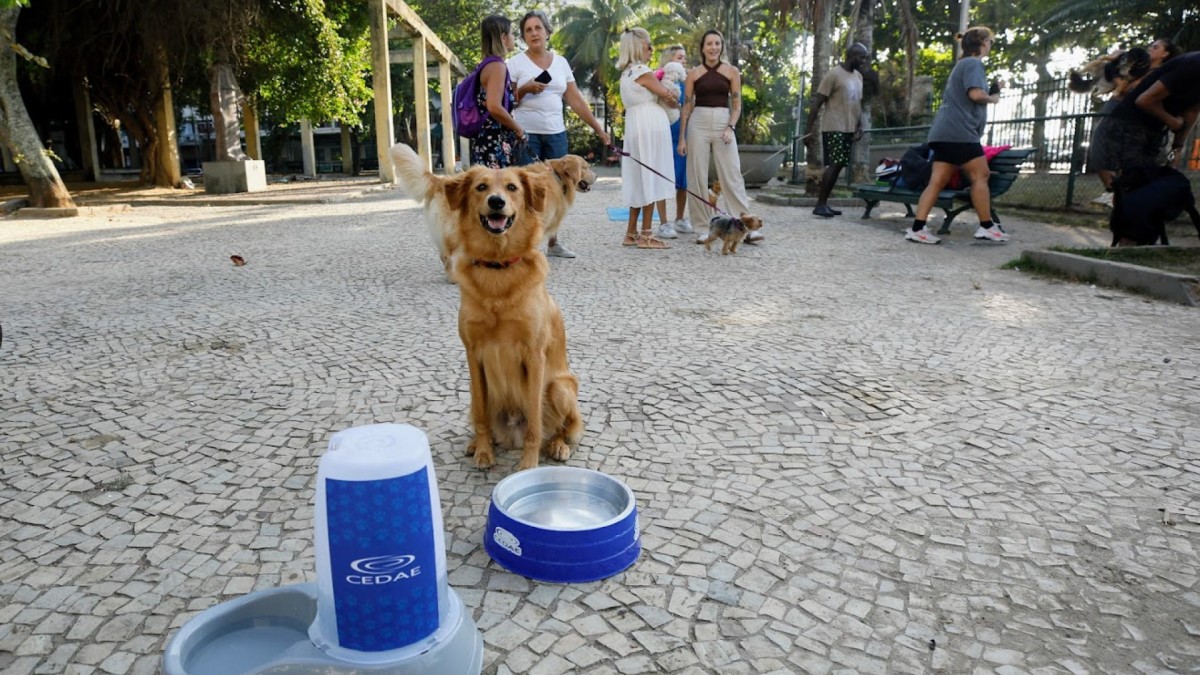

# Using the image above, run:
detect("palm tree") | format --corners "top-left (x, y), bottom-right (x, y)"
top-left (554, 0), bottom-right (641, 104)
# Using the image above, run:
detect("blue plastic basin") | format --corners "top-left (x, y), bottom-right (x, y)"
top-left (484, 467), bottom-right (640, 583)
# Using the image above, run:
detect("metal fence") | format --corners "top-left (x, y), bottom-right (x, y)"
top-left (861, 113), bottom-right (1199, 211)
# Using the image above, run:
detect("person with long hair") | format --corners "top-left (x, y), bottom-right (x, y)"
top-left (1090, 39), bottom-right (1180, 205)
top-left (508, 10), bottom-right (611, 258)
top-left (471, 15), bottom-right (524, 169)
top-left (904, 27), bottom-right (1006, 244)
top-left (678, 30), bottom-right (763, 246)
top-left (656, 44), bottom-right (692, 239)
top-left (617, 27), bottom-right (678, 249)
top-left (1096, 45), bottom-right (1198, 179)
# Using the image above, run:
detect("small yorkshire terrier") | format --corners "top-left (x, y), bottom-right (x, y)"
top-left (705, 212), bottom-right (763, 255)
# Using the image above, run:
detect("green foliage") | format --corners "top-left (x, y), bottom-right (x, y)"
top-left (735, 18), bottom-right (799, 145)
top-left (242, 0), bottom-right (372, 125)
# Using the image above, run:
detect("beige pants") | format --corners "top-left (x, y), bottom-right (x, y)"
top-left (685, 106), bottom-right (754, 229)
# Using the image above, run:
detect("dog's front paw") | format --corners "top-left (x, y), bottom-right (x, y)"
top-left (546, 438), bottom-right (572, 462)
top-left (468, 439), bottom-right (495, 468)
top-left (515, 452), bottom-right (540, 472)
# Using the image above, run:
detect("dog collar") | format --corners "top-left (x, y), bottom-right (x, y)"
top-left (472, 256), bottom-right (523, 269)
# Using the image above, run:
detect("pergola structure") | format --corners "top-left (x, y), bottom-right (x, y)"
top-left (368, 0), bottom-right (466, 182)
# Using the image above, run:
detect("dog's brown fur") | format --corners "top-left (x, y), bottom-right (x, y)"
top-left (704, 213), bottom-right (764, 255)
top-left (390, 146), bottom-right (583, 471)
top-left (390, 143), bottom-right (593, 277)
top-left (523, 155), bottom-right (597, 246)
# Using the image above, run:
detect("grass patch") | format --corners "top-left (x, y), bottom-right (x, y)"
top-left (99, 474), bottom-right (135, 492)
top-left (1002, 253), bottom-right (1097, 284)
top-left (1046, 246), bottom-right (1200, 276)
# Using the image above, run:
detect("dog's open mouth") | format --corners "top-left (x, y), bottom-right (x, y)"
top-left (577, 180), bottom-right (592, 193)
top-left (480, 212), bottom-right (514, 234)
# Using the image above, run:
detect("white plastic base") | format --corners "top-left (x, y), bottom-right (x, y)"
top-left (161, 583), bottom-right (482, 675)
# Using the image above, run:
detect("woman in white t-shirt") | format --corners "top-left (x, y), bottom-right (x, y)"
top-left (509, 10), bottom-right (611, 259)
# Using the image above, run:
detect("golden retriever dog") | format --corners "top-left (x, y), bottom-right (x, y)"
top-left (523, 154), bottom-right (596, 248)
top-left (388, 142), bottom-right (583, 470)
top-left (390, 143), bottom-right (593, 276)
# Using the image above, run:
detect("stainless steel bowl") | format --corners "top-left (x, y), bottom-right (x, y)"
top-left (491, 467), bottom-right (635, 531)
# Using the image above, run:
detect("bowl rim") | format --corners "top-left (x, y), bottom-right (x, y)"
top-left (489, 466), bottom-right (636, 532)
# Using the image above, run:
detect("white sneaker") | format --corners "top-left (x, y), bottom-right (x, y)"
top-left (547, 242), bottom-right (577, 258)
top-left (973, 225), bottom-right (1010, 242)
top-left (904, 228), bottom-right (941, 244)
top-left (695, 233), bottom-right (709, 245)
top-left (1091, 192), bottom-right (1114, 207)
top-left (654, 222), bottom-right (678, 239)
top-left (674, 218), bottom-right (694, 234)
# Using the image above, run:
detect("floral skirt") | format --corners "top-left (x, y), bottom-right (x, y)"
top-left (471, 120), bottom-right (519, 169)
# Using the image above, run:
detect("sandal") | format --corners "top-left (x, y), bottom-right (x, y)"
top-left (636, 232), bottom-right (670, 249)
top-left (622, 232), bottom-right (638, 246)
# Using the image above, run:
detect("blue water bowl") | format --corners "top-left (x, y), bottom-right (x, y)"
top-left (484, 466), bottom-right (640, 583)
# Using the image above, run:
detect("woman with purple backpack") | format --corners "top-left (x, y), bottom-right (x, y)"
top-left (471, 15), bottom-right (526, 168)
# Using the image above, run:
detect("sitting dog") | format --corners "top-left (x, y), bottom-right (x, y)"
top-left (1068, 48), bottom-right (1151, 97)
top-left (1110, 166), bottom-right (1200, 246)
top-left (390, 143), bottom-right (593, 277)
top-left (656, 61), bottom-right (687, 124)
top-left (704, 213), bottom-right (764, 255)
top-left (707, 180), bottom-right (722, 209)
top-left (388, 142), bottom-right (584, 471)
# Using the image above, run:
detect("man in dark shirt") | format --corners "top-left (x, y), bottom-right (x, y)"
top-left (1134, 51), bottom-right (1200, 167)
top-left (1106, 51), bottom-right (1200, 169)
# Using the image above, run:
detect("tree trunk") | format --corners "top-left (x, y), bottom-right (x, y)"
top-left (153, 44), bottom-right (183, 188)
top-left (851, 0), bottom-right (874, 184)
top-left (1032, 58), bottom-right (1051, 171)
top-left (0, 8), bottom-right (76, 208)
top-left (806, 2), bottom-right (835, 194)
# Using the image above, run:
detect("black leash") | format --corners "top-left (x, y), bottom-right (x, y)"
top-left (609, 144), bottom-right (729, 216)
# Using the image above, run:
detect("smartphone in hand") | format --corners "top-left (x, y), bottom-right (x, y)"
top-left (534, 70), bottom-right (552, 84)
top-left (988, 79), bottom-right (1001, 96)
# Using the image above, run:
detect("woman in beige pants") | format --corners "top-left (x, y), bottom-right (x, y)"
top-left (677, 29), bottom-right (763, 245)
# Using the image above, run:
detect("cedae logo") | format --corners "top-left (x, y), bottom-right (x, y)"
top-left (346, 554), bottom-right (421, 584)
top-left (492, 527), bottom-right (522, 556)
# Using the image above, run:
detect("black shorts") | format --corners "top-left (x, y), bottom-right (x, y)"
top-left (928, 142), bottom-right (983, 166)
top-left (821, 132), bottom-right (854, 166)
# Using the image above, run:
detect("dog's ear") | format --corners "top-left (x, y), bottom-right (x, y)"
top-left (445, 167), bottom-right (483, 208)
top-left (521, 169), bottom-right (549, 213)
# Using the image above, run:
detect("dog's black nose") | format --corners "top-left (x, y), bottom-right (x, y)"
top-left (487, 195), bottom-right (506, 211)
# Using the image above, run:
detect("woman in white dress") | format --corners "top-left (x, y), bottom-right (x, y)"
top-left (617, 28), bottom-right (679, 249)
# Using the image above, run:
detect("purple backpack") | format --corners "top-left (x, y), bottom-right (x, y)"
top-left (453, 56), bottom-right (511, 138)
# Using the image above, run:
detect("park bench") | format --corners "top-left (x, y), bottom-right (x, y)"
top-left (852, 147), bottom-right (1037, 234)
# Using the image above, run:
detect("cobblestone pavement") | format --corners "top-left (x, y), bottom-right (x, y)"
top-left (2, 176), bottom-right (1199, 675)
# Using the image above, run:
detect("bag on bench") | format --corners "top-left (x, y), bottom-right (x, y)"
top-left (896, 144), bottom-right (933, 190)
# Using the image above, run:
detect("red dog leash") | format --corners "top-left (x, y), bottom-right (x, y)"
top-left (608, 144), bottom-right (728, 216)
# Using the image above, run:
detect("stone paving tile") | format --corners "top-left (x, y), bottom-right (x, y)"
top-left (1, 178), bottom-right (1199, 673)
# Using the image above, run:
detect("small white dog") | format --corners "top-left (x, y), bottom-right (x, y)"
top-left (657, 62), bottom-right (687, 124)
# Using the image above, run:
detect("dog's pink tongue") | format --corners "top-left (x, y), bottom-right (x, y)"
top-left (487, 215), bottom-right (508, 231)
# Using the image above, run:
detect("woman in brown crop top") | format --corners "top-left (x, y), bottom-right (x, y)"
top-left (677, 30), bottom-right (763, 245)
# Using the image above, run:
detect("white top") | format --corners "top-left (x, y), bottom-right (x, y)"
top-left (508, 51), bottom-right (576, 134)
top-left (619, 64), bottom-right (675, 208)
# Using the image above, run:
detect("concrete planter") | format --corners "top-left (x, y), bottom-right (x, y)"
top-left (736, 144), bottom-right (786, 188)
top-left (202, 160), bottom-right (267, 194)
